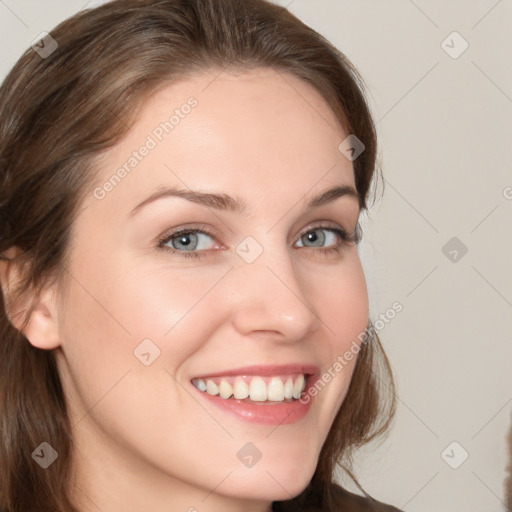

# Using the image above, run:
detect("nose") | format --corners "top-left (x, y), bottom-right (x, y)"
top-left (227, 243), bottom-right (323, 343)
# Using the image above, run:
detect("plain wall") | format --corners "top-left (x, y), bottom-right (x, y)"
top-left (1, 1), bottom-right (511, 511)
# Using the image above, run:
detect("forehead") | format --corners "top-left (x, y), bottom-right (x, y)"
top-left (85, 67), bottom-right (355, 217)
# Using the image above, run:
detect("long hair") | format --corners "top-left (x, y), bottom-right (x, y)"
top-left (0, 1), bottom-right (396, 510)
top-left (506, 416), bottom-right (512, 511)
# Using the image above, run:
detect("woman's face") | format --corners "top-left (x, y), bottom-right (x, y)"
top-left (52, 67), bottom-right (369, 511)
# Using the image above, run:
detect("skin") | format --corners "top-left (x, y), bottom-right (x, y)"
top-left (1, 68), bottom-right (369, 511)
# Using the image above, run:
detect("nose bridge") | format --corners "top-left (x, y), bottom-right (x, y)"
top-left (228, 234), bottom-right (322, 340)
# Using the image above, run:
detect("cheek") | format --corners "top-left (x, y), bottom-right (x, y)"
top-left (112, 263), bottom-right (229, 362)
top-left (58, 244), bottom-right (368, 374)
top-left (55, 257), bottom-right (226, 460)
top-left (308, 250), bottom-right (369, 349)
top-left (60, 249), bottom-right (224, 357)
top-left (304, 252), bottom-right (369, 419)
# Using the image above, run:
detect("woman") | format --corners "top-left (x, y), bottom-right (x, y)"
top-left (0, 0), bottom-right (401, 510)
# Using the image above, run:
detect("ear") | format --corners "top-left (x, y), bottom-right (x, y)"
top-left (0, 246), bottom-right (61, 350)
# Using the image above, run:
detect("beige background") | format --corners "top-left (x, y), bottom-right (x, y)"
top-left (1, 1), bottom-right (511, 511)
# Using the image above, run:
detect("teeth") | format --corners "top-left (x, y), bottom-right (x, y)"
top-left (267, 377), bottom-right (284, 401)
top-left (206, 379), bottom-right (219, 396)
top-left (283, 377), bottom-right (294, 399)
top-left (192, 374), bottom-right (308, 403)
top-left (194, 378), bottom-right (207, 392)
top-left (249, 377), bottom-right (267, 401)
top-left (233, 378), bottom-right (249, 399)
top-left (292, 374), bottom-right (305, 399)
top-left (218, 380), bottom-right (233, 399)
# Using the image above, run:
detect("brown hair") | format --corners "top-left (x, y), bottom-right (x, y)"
top-left (0, 0), bottom-right (396, 510)
top-left (506, 417), bottom-right (512, 510)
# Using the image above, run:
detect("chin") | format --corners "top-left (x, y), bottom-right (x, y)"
top-left (222, 457), bottom-right (317, 502)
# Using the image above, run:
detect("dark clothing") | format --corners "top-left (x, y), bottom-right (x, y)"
top-left (272, 483), bottom-right (403, 512)
top-left (333, 484), bottom-right (403, 511)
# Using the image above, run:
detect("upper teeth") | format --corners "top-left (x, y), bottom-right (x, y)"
top-left (191, 374), bottom-right (307, 402)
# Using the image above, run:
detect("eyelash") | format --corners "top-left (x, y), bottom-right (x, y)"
top-left (156, 223), bottom-right (361, 260)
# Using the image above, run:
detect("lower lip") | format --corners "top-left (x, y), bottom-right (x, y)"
top-left (191, 376), bottom-right (318, 425)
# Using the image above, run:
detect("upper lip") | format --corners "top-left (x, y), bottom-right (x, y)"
top-left (192, 364), bottom-right (320, 380)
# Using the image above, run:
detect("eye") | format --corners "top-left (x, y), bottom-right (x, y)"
top-left (294, 225), bottom-right (359, 255)
top-left (165, 231), bottom-right (214, 251)
top-left (296, 228), bottom-right (340, 248)
top-left (157, 226), bottom-right (220, 259)
top-left (156, 223), bottom-right (360, 260)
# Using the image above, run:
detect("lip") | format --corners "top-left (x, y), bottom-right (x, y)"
top-left (190, 365), bottom-right (321, 425)
top-left (192, 363), bottom-right (320, 380)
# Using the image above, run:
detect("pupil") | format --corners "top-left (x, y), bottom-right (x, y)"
top-left (304, 229), bottom-right (325, 248)
top-left (174, 233), bottom-right (196, 250)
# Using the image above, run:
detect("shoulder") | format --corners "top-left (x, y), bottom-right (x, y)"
top-left (330, 482), bottom-right (404, 512)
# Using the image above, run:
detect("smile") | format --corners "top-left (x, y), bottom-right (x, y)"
top-left (191, 373), bottom-right (308, 402)
top-left (189, 365), bottom-right (320, 425)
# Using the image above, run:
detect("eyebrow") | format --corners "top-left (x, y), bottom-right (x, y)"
top-left (128, 183), bottom-right (359, 217)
